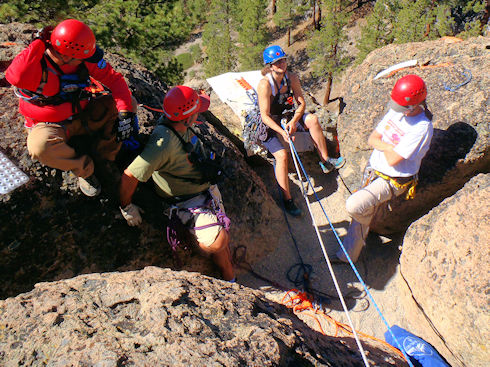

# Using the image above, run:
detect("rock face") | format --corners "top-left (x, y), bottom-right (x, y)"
top-left (337, 36), bottom-right (489, 234)
top-left (0, 267), bottom-right (407, 366)
top-left (398, 174), bottom-right (490, 367)
top-left (0, 23), bottom-right (283, 298)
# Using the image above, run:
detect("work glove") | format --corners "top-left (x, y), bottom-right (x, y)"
top-left (32, 26), bottom-right (54, 44)
top-left (114, 112), bottom-right (136, 142)
top-left (120, 203), bottom-right (144, 226)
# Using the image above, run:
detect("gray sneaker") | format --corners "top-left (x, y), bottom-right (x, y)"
top-left (78, 175), bottom-right (101, 197)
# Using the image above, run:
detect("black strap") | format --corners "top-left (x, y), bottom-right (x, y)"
top-left (162, 123), bottom-right (194, 153)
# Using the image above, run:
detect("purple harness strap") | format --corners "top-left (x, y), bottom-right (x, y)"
top-left (166, 198), bottom-right (230, 252)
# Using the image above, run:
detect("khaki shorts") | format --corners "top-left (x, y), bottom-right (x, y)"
top-left (173, 185), bottom-right (225, 247)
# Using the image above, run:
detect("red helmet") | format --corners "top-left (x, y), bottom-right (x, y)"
top-left (50, 19), bottom-right (96, 59)
top-left (391, 74), bottom-right (427, 106)
top-left (163, 86), bottom-right (210, 121)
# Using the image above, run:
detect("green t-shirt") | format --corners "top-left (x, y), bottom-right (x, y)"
top-left (127, 124), bottom-right (210, 198)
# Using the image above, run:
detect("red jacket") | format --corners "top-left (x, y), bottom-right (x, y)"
top-left (6, 39), bottom-right (132, 125)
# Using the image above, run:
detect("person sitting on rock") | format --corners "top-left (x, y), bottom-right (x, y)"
top-left (118, 86), bottom-right (235, 282)
top-left (257, 45), bottom-right (345, 217)
top-left (334, 74), bottom-right (433, 263)
top-left (6, 19), bottom-right (137, 197)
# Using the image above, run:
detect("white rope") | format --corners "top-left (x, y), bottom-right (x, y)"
top-left (283, 126), bottom-right (370, 367)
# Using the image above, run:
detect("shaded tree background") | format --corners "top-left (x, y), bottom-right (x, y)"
top-left (0, 0), bottom-right (487, 102)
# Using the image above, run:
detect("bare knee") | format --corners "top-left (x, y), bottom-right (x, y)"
top-left (273, 149), bottom-right (288, 165)
top-left (199, 228), bottom-right (229, 254)
top-left (304, 113), bottom-right (319, 129)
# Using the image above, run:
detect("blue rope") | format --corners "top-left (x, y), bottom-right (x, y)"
top-left (443, 68), bottom-right (472, 92)
top-left (288, 140), bottom-right (415, 367)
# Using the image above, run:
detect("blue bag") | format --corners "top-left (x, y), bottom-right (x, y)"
top-left (384, 325), bottom-right (449, 367)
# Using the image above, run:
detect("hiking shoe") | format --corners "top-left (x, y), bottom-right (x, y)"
top-left (319, 157), bottom-right (346, 174)
top-left (284, 199), bottom-right (301, 217)
top-left (78, 174), bottom-right (101, 197)
top-left (319, 160), bottom-right (335, 174)
top-left (329, 156), bottom-right (346, 169)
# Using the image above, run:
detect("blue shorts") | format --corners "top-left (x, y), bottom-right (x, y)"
top-left (263, 115), bottom-right (307, 154)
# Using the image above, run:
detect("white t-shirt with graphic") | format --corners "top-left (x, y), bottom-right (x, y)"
top-left (369, 109), bottom-right (433, 177)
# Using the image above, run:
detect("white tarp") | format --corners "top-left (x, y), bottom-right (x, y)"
top-left (207, 70), bottom-right (314, 154)
top-left (207, 70), bottom-right (263, 119)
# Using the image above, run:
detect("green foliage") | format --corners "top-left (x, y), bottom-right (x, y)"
top-left (202, 0), bottom-right (237, 77)
top-left (274, 0), bottom-right (308, 29)
top-left (356, 0), bottom-right (400, 63)
top-left (307, 0), bottom-right (349, 78)
top-left (189, 44), bottom-right (202, 63)
top-left (176, 52), bottom-right (193, 70)
top-left (85, 0), bottom-right (206, 85)
top-left (1, 0), bottom-right (206, 85)
top-left (0, 0), bottom-right (99, 24)
top-left (274, 0), bottom-right (309, 45)
top-left (236, 0), bottom-right (268, 70)
top-left (356, 0), bottom-right (487, 63)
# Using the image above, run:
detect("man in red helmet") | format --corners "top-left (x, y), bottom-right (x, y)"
top-left (6, 19), bottom-right (136, 196)
top-left (334, 75), bottom-right (433, 264)
top-left (118, 86), bottom-right (235, 281)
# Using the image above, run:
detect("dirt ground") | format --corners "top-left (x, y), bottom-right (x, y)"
top-left (236, 153), bottom-right (410, 342)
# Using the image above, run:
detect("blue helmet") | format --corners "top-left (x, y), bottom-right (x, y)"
top-left (263, 45), bottom-right (286, 65)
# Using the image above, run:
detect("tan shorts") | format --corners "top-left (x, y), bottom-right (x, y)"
top-left (174, 185), bottom-right (226, 247)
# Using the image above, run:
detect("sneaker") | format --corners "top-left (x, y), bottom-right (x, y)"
top-left (78, 175), bottom-right (101, 197)
top-left (319, 157), bottom-right (346, 174)
top-left (319, 160), bottom-right (335, 174)
top-left (329, 156), bottom-right (346, 169)
top-left (284, 199), bottom-right (301, 217)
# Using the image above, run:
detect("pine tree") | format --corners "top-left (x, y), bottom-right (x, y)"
top-left (203, 0), bottom-right (237, 77)
top-left (356, 0), bottom-right (486, 63)
top-left (356, 0), bottom-right (400, 63)
top-left (86, 0), bottom-right (200, 85)
top-left (236, 0), bottom-right (268, 71)
top-left (307, 0), bottom-right (349, 104)
top-left (274, 0), bottom-right (308, 46)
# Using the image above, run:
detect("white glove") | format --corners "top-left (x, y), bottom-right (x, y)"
top-left (120, 203), bottom-right (143, 226)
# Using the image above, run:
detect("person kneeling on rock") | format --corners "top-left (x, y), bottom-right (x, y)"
top-left (334, 75), bottom-right (434, 264)
top-left (118, 86), bottom-right (235, 282)
top-left (6, 19), bottom-right (138, 197)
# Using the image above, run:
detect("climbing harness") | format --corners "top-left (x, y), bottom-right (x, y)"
top-left (166, 188), bottom-right (230, 253)
top-left (281, 122), bottom-right (415, 367)
top-left (373, 169), bottom-right (417, 200)
top-left (14, 54), bottom-right (107, 114)
top-left (443, 68), bottom-right (472, 92)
